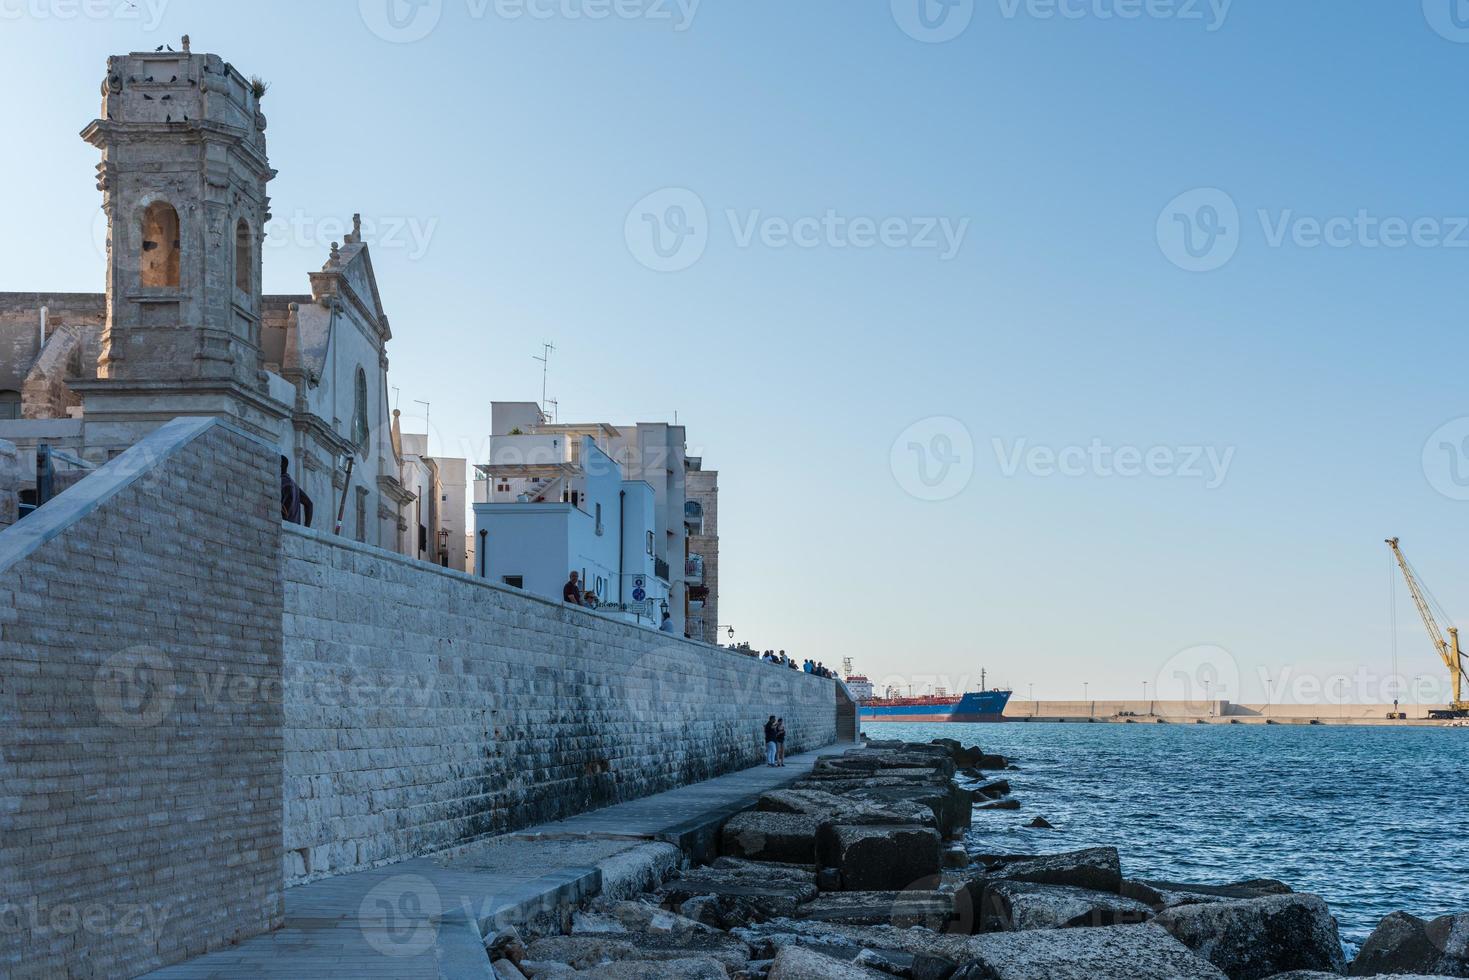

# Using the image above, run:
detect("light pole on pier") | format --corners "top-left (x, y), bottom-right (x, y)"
top-left (1143, 680), bottom-right (1148, 715)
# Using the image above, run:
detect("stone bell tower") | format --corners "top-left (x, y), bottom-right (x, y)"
top-left (72, 39), bottom-right (288, 448)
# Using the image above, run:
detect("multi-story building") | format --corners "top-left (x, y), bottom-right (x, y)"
top-left (685, 458), bottom-right (719, 645)
top-left (473, 403), bottom-right (695, 633)
top-left (397, 422), bottom-right (469, 571)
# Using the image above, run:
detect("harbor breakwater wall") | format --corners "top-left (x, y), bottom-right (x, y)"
top-left (1010, 699), bottom-right (1454, 725)
top-left (0, 417), bottom-right (850, 978)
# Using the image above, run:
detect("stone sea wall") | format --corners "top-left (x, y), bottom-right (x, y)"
top-left (281, 524), bottom-right (843, 885)
top-left (1, 416), bottom-right (849, 977)
top-left (0, 418), bottom-right (283, 980)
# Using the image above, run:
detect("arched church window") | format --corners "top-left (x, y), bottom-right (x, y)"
top-left (351, 367), bottom-right (369, 453)
top-left (235, 219), bottom-right (253, 294)
top-left (140, 201), bottom-right (180, 288)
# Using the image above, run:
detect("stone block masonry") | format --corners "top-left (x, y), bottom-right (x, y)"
top-left (0, 415), bottom-right (844, 977)
top-left (282, 525), bottom-right (839, 884)
top-left (0, 417), bottom-right (283, 979)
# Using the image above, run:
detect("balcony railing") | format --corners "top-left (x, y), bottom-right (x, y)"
top-left (684, 555), bottom-right (704, 584)
top-left (654, 556), bottom-right (670, 582)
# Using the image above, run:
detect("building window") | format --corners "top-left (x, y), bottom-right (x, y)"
top-left (595, 502), bottom-right (603, 533)
top-left (351, 368), bottom-right (369, 453)
top-left (503, 575), bottom-right (524, 589)
top-left (234, 219), bottom-right (253, 293)
top-left (646, 531), bottom-right (654, 555)
top-left (355, 492), bottom-right (367, 543)
top-left (140, 201), bottom-right (181, 288)
top-left (0, 391), bottom-right (19, 421)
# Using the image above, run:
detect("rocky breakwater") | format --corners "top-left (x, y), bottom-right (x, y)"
top-left (483, 738), bottom-right (1467, 979)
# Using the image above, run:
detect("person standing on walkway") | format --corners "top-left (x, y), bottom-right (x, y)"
top-left (280, 456), bottom-right (313, 528)
top-left (764, 716), bottom-right (778, 767)
top-left (775, 718), bottom-right (787, 767)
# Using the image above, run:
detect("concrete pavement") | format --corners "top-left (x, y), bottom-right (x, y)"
top-left (144, 744), bottom-right (850, 979)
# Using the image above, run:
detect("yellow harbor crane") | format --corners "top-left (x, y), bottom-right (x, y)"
top-left (1386, 537), bottom-right (1469, 720)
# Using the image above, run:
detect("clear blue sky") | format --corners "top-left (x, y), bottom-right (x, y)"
top-left (5, 0), bottom-right (1468, 703)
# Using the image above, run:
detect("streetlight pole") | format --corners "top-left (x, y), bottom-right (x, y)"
top-left (1084, 682), bottom-right (1090, 718)
top-left (1143, 681), bottom-right (1148, 715)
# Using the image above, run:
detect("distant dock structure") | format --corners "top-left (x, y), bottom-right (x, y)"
top-left (1012, 699), bottom-right (1462, 727)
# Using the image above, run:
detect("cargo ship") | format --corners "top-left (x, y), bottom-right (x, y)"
top-left (844, 670), bottom-right (1012, 723)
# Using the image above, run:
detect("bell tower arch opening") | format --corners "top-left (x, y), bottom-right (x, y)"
top-left (140, 201), bottom-right (181, 288)
top-left (235, 218), bottom-right (253, 295)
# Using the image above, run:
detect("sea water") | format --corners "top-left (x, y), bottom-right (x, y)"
top-left (872, 721), bottom-right (1468, 950)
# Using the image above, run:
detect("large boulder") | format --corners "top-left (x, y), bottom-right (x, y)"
top-left (808, 764), bottom-right (954, 785)
top-left (795, 890), bottom-right (958, 930)
top-left (971, 779), bottom-right (1012, 800)
top-left (818, 824), bottom-right (942, 892)
top-left (560, 957), bottom-right (729, 978)
top-left (660, 867), bottom-right (819, 928)
top-left (980, 880), bottom-right (1154, 932)
top-left (526, 930), bottom-right (751, 973)
top-left (1272, 973), bottom-right (1443, 980)
top-left (841, 784), bottom-right (974, 838)
top-left (951, 923), bottom-right (1226, 979)
top-left (1124, 879), bottom-right (1292, 910)
top-left (759, 788), bottom-right (935, 828)
top-left (570, 901), bottom-right (713, 937)
top-left (769, 945), bottom-right (891, 979)
top-left (1153, 894), bottom-right (1347, 979)
top-left (733, 916), bottom-right (992, 965)
top-left (711, 857), bottom-right (819, 885)
top-left (1349, 910), bottom-right (1469, 977)
top-left (989, 848), bottom-right (1124, 894)
top-left (722, 811), bottom-right (820, 864)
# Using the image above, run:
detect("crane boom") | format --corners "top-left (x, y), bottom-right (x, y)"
top-left (1386, 538), bottom-right (1467, 711)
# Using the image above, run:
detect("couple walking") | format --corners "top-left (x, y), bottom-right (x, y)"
top-left (764, 716), bottom-right (787, 767)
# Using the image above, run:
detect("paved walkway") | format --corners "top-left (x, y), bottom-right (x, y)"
top-left (145, 745), bottom-right (848, 979)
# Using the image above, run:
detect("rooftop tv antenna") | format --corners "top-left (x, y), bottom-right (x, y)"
top-left (413, 399), bottom-right (430, 454)
top-left (534, 342), bottom-right (556, 413)
top-left (546, 398), bottom-right (560, 424)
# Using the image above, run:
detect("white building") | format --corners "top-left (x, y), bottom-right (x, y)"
top-left (396, 422), bottom-right (469, 571)
top-left (473, 403), bottom-right (692, 632)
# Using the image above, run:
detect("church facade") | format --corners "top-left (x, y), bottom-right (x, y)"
top-left (0, 43), bottom-right (415, 553)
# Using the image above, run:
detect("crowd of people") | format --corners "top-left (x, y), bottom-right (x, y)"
top-left (736, 648), bottom-right (836, 678)
top-left (558, 572), bottom-right (838, 676)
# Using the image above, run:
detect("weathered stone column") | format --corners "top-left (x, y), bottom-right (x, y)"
top-left (0, 438), bottom-right (20, 528)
